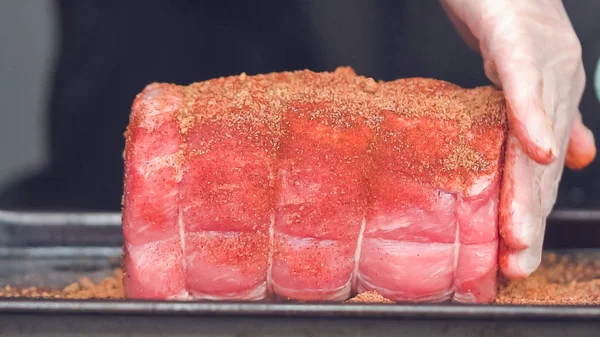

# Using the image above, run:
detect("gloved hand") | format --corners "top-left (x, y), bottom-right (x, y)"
top-left (440, 0), bottom-right (597, 278)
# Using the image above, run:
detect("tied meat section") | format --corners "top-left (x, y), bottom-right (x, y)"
top-left (122, 68), bottom-right (506, 303)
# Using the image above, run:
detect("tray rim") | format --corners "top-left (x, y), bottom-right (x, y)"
top-left (1, 209), bottom-right (600, 320)
top-left (1, 300), bottom-right (600, 320)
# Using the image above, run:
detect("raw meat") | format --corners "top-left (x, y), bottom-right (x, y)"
top-left (122, 67), bottom-right (506, 303)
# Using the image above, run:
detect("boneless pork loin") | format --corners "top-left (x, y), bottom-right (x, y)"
top-left (122, 67), bottom-right (506, 303)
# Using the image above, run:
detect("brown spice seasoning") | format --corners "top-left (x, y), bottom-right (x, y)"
top-left (134, 67), bottom-right (506, 194)
top-left (495, 252), bottom-right (600, 305)
top-left (344, 291), bottom-right (394, 304)
top-left (0, 269), bottom-right (124, 300)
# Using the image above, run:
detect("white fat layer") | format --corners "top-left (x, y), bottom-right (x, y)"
top-left (167, 289), bottom-right (192, 300)
top-left (465, 173), bottom-right (494, 196)
top-left (356, 275), bottom-right (453, 303)
top-left (373, 216), bottom-right (412, 232)
top-left (136, 153), bottom-right (179, 178)
top-left (191, 282), bottom-right (268, 301)
top-left (452, 291), bottom-right (477, 304)
top-left (137, 88), bottom-right (181, 131)
top-left (272, 278), bottom-right (352, 302)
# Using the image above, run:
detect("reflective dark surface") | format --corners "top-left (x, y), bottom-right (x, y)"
top-left (0, 209), bottom-right (599, 336)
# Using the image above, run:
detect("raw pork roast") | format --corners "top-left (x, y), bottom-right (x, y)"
top-left (122, 67), bottom-right (506, 303)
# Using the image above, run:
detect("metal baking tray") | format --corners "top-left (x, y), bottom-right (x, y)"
top-left (0, 209), bottom-right (599, 337)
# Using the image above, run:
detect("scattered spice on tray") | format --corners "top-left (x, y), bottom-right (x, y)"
top-left (495, 253), bottom-right (600, 305)
top-left (0, 269), bottom-right (124, 299)
top-left (344, 291), bottom-right (394, 304)
top-left (1, 253), bottom-right (600, 304)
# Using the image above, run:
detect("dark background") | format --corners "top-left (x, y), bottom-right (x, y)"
top-left (0, 0), bottom-right (598, 213)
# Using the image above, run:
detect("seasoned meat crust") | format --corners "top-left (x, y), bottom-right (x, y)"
top-left (122, 67), bottom-right (506, 303)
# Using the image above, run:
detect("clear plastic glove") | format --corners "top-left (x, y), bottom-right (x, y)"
top-left (441, 0), bottom-right (597, 278)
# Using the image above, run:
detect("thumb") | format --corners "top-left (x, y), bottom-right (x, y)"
top-left (565, 112), bottom-right (596, 170)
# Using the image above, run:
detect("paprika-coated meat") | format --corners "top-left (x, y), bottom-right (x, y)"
top-left (122, 67), bottom-right (506, 303)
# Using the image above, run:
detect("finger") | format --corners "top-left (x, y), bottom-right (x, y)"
top-left (499, 62), bottom-right (559, 165)
top-left (499, 216), bottom-right (546, 279)
top-left (499, 134), bottom-right (543, 251)
top-left (565, 112), bottom-right (596, 170)
top-left (500, 120), bottom-right (569, 279)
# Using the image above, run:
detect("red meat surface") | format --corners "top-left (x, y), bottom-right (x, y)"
top-left (122, 67), bottom-right (506, 303)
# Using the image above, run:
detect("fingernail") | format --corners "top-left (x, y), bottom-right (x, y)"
top-left (549, 133), bottom-right (559, 159)
top-left (542, 117), bottom-right (559, 159)
top-left (527, 115), bottom-right (558, 162)
top-left (511, 247), bottom-right (543, 277)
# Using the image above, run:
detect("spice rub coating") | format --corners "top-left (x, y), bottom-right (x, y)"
top-left (127, 66), bottom-right (506, 194)
top-left (121, 67), bottom-right (507, 302)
